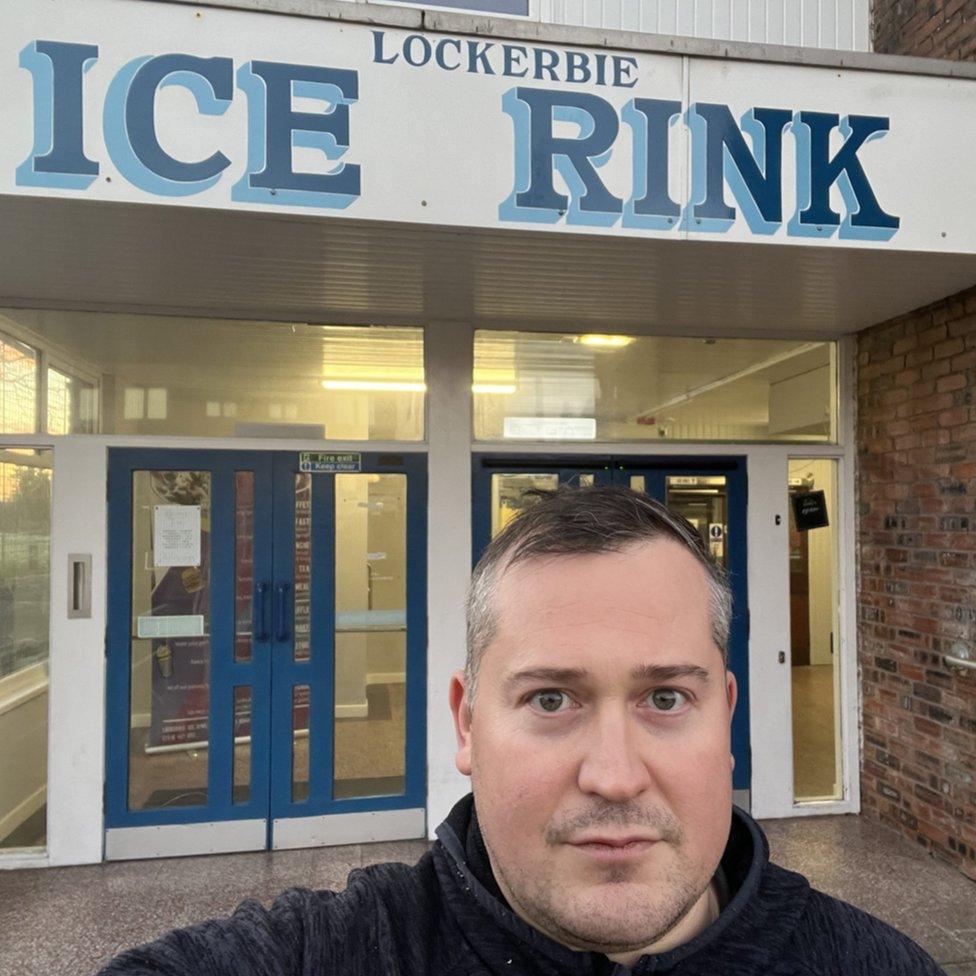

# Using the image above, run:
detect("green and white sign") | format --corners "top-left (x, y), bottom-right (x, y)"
top-left (299, 452), bottom-right (362, 473)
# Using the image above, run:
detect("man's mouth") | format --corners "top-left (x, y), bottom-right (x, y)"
top-left (567, 835), bottom-right (661, 859)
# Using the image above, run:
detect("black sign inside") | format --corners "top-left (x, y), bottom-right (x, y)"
top-left (792, 490), bottom-right (829, 531)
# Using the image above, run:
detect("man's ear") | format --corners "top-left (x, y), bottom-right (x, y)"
top-left (726, 668), bottom-right (738, 720)
top-left (449, 669), bottom-right (473, 777)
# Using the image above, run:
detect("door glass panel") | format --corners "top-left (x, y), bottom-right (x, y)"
top-left (292, 685), bottom-right (310, 803)
top-left (0, 448), bottom-right (51, 850)
top-left (235, 473), bottom-right (254, 663)
top-left (333, 474), bottom-right (407, 799)
top-left (789, 459), bottom-right (842, 801)
top-left (128, 470), bottom-right (211, 811)
top-left (666, 476), bottom-right (728, 569)
top-left (233, 686), bottom-right (252, 805)
top-left (294, 473), bottom-right (311, 662)
top-left (630, 475), bottom-right (645, 492)
top-left (490, 473), bottom-right (559, 538)
top-left (579, 474), bottom-right (595, 487)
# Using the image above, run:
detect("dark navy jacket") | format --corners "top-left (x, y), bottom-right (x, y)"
top-left (99, 795), bottom-right (946, 975)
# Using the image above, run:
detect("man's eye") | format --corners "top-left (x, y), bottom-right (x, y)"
top-left (530, 690), bottom-right (573, 713)
top-left (645, 688), bottom-right (689, 712)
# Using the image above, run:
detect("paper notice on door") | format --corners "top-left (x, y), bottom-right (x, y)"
top-left (137, 614), bottom-right (205, 639)
top-left (153, 505), bottom-right (201, 567)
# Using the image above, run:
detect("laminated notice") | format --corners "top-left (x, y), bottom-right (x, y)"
top-left (153, 505), bottom-right (201, 567)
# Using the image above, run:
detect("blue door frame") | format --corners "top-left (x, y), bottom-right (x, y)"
top-left (472, 454), bottom-right (750, 791)
top-left (106, 449), bottom-right (427, 838)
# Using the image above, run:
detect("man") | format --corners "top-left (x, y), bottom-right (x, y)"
top-left (101, 486), bottom-right (945, 975)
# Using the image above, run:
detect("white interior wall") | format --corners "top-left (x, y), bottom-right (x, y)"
top-left (0, 666), bottom-right (47, 845)
top-left (790, 458), bottom-right (838, 667)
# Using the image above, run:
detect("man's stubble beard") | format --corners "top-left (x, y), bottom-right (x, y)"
top-left (486, 833), bottom-right (708, 955)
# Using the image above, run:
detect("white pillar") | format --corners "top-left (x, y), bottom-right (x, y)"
top-left (424, 321), bottom-right (473, 836)
top-left (47, 438), bottom-right (107, 865)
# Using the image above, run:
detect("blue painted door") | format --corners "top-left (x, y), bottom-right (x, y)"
top-left (106, 449), bottom-right (426, 848)
top-left (471, 454), bottom-right (750, 792)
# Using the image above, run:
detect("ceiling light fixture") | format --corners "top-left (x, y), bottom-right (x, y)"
top-left (577, 334), bottom-right (637, 348)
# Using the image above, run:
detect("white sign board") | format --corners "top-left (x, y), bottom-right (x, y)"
top-left (2, 0), bottom-right (976, 252)
top-left (153, 505), bottom-right (201, 568)
top-left (136, 614), bottom-right (205, 639)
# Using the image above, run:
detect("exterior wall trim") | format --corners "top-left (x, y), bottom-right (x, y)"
top-left (153, 0), bottom-right (976, 80)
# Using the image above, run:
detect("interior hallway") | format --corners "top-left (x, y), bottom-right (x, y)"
top-left (0, 812), bottom-right (974, 976)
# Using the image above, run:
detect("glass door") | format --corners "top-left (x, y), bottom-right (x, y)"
top-left (106, 450), bottom-right (426, 859)
top-left (268, 454), bottom-right (427, 849)
top-left (106, 451), bottom-right (274, 858)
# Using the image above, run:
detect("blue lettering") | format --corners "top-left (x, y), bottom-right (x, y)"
top-left (623, 98), bottom-right (681, 229)
top-left (467, 41), bottom-right (495, 75)
top-left (690, 103), bottom-right (792, 234)
top-left (403, 34), bottom-right (432, 68)
top-left (17, 40), bottom-right (99, 190)
top-left (233, 60), bottom-right (360, 209)
top-left (533, 48), bottom-right (559, 81)
top-left (566, 51), bottom-right (591, 84)
top-left (500, 87), bottom-right (622, 227)
top-left (794, 111), bottom-right (899, 239)
top-left (594, 53), bottom-right (609, 87)
top-left (372, 31), bottom-right (399, 65)
top-left (502, 44), bottom-right (528, 78)
top-left (612, 56), bottom-right (637, 89)
top-left (436, 38), bottom-right (462, 71)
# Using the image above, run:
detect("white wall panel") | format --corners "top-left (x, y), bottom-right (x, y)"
top-left (536, 0), bottom-right (869, 50)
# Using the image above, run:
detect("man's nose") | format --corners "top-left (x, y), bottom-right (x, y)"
top-left (576, 705), bottom-right (654, 802)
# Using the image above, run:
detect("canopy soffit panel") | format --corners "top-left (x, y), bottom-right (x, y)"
top-left (0, 197), bottom-right (974, 337)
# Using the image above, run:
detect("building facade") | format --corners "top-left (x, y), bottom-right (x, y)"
top-left (0, 0), bottom-right (973, 877)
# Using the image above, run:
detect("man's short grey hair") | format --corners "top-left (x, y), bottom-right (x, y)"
top-left (465, 485), bottom-right (732, 698)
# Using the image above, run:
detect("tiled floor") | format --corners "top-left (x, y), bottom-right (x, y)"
top-left (1, 814), bottom-right (974, 976)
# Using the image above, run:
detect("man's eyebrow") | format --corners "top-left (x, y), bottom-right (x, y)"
top-left (503, 663), bottom-right (711, 690)
top-left (504, 667), bottom-right (589, 690)
top-left (630, 663), bottom-right (711, 684)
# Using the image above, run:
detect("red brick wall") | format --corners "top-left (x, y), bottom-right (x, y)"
top-left (858, 287), bottom-right (976, 880)
top-left (873, 0), bottom-right (976, 60)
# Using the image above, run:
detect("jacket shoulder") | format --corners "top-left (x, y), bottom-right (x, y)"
top-left (784, 887), bottom-right (946, 976)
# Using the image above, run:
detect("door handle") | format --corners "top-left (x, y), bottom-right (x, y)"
top-left (274, 582), bottom-right (291, 642)
top-left (255, 582), bottom-right (270, 642)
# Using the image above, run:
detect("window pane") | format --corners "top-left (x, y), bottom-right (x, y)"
top-left (474, 331), bottom-right (836, 443)
top-left (0, 334), bottom-right (37, 434)
top-left (46, 367), bottom-right (96, 435)
top-left (0, 449), bottom-right (51, 850)
top-left (233, 686), bottom-right (252, 805)
top-left (490, 473), bottom-right (559, 538)
top-left (789, 459), bottom-right (842, 802)
top-left (666, 476), bottom-right (729, 570)
top-left (128, 470), bottom-right (211, 811)
top-left (1, 310), bottom-right (423, 441)
top-left (333, 474), bottom-right (407, 800)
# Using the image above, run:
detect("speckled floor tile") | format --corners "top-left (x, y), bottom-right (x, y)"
top-left (1, 814), bottom-right (973, 976)
top-left (761, 814), bottom-right (976, 967)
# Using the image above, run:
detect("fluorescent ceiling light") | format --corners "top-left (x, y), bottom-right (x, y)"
top-left (321, 379), bottom-right (427, 392)
top-left (472, 383), bottom-right (517, 394)
top-left (577, 334), bottom-right (636, 348)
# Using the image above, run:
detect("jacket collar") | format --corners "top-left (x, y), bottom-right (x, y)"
top-left (434, 794), bottom-right (809, 974)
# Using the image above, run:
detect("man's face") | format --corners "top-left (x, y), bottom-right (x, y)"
top-left (450, 539), bottom-right (737, 958)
